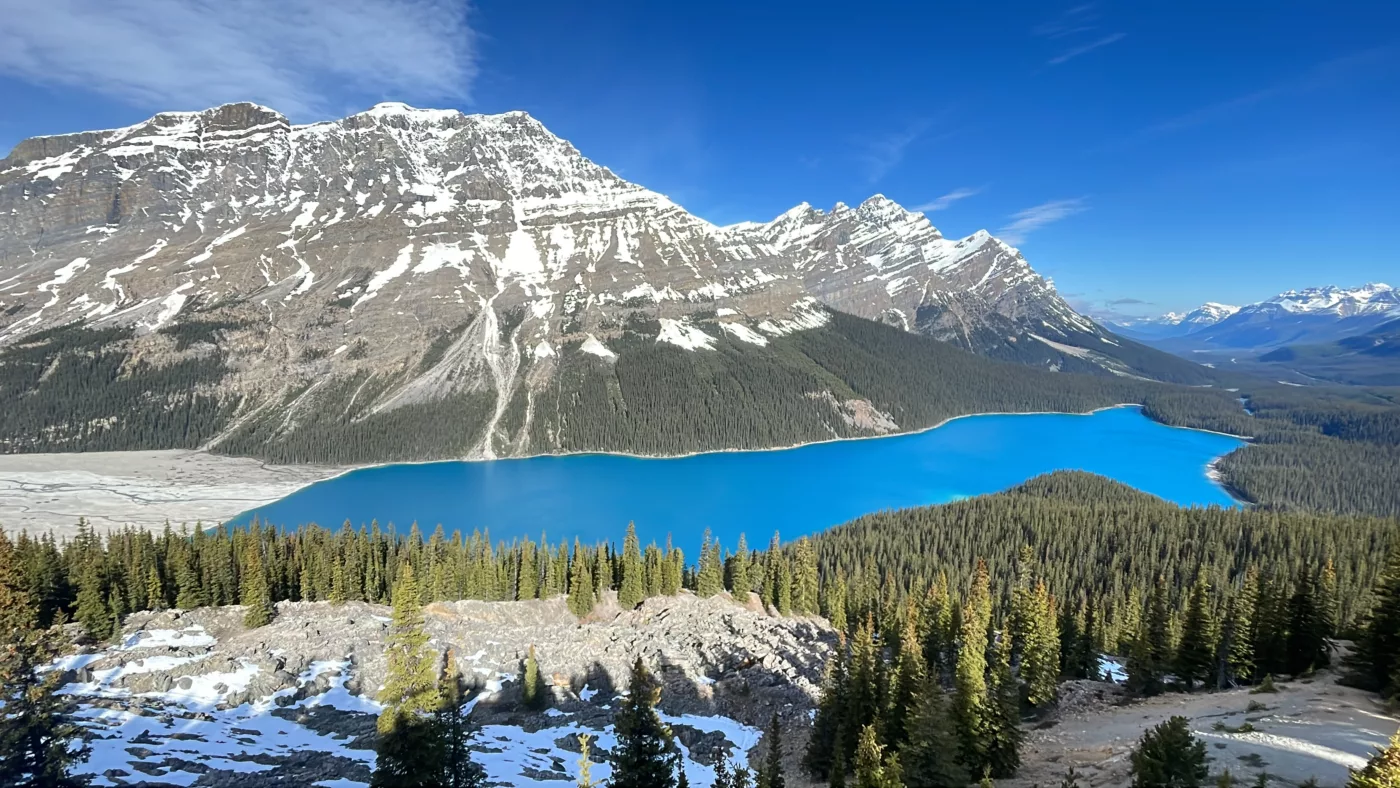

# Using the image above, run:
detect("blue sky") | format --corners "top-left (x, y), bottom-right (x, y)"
top-left (0, 1), bottom-right (1395, 319)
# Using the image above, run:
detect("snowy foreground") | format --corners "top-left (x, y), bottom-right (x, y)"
top-left (47, 598), bottom-right (807, 787)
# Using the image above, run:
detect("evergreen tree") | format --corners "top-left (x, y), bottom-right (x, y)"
top-left (1349, 732), bottom-right (1400, 788)
top-left (373, 564), bottom-right (444, 788)
top-left (74, 559), bottom-right (111, 641)
top-left (1129, 717), bottom-right (1209, 788)
top-left (174, 544), bottom-right (204, 610)
top-left (145, 564), bottom-right (165, 612)
top-left (697, 530), bottom-right (723, 598)
top-left (1022, 579), bottom-right (1060, 708)
top-left (619, 523), bottom-right (646, 611)
top-left (886, 610), bottom-right (926, 750)
top-left (985, 633), bottom-right (1022, 779)
top-left (661, 537), bottom-right (683, 596)
top-left (612, 657), bottom-right (675, 788)
top-left (793, 538), bottom-right (819, 615)
top-left (844, 616), bottom-right (881, 767)
top-left (954, 560), bottom-right (993, 775)
top-left (645, 544), bottom-right (664, 599)
top-left (825, 573), bottom-right (849, 633)
top-left (1177, 577), bottom-right (1217, 690)
top-left (567, 539), bottom-right (595, 618)
top-left (805, 645), bottom-right (848, 780)
top-left (899, 679), bottom-right (969, 788)
top-left (522, 644), bottom-right (547, 710)
top-left (1353, 540), bottom-right (1400, 695)
top-left (758, 714), bottom-right (785, 788)
top-left (240, 542), bottom-right (273, 629)
top-left (854, 724), bottom-right (901, 788)
top-left (436, 649), bottom-right (486, 788)
top-left (729, 534), bottom-right (751, 596)
top-left (1285, 573), bottom-right (1330, 676)
top-left (577, 734), bottom-right (597, 788)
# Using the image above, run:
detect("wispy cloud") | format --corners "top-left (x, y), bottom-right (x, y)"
top-left (1108, 297), bottom-right (1152, 306)
top-left (0, 0), bottom-right (477, 120)
top-left (1048, 33), bottom-right (1127, 65)
top-left (856, 120), bottom-right (932, 184)
top-left (1034, 4), bottom-right (1124, 66)
top-left (1140, 47), bottom-right (1392, 138)
top-left (911, 187), bottom-right (982, 213)
top-left (998, 198), bottom-right (1088, 244)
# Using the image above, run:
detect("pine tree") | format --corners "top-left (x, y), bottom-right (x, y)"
top-left (1022, 579), bottom-right (1060, 709)
top-left (954, 560), bottom-right (993, 775)
top-left (618, 523), bottom-right (646, 610)
top-left (1129, 717), bottom-right (1208, 788)
top-left (899, 679), bottom-right (969, 788)
top-left (758, 714), bottom-right (785, 788)
top-left (697, 530), bottom-right (723, 598)
top-left (522, 644), bottom-right (547, 710)
top-left (793, 538), bottom-right (819, 615)
top-left (0, 531), bottom-right (91, 788)
top-left (1285, 572), bottom-right (1329, 676)
top-left (174, 544), bottom-right (204, 610)
top-left (886, 610), bottom-right (927, 750)
top-left (240, 542), bottom-right (273, 629)
top-left (661, 537), bottom-right (683, 596)
top-left (373, 563), bottom-right (444, 788)
top-left (1177, 577), bottom-right (1217, 691)
top-left (611, 657), bottom-right (675, 788)
top-left (437, 649), bottom-right (486, 788)
top-left (805, 645), bottom-right (848, 780)
top-left (567, 539), bottom-right (595, 618)
top-left (1353, 540), bottom-right (1400, 695)
top-left (729, 534), bottom-right (751, 596)
top-left (844, 615), bottom-right (881, 766)
top-left (74, 559), bottom-right (112, 641)
top-left (1349, 732), bottom-right (1400, 788)
top-left (645, 544), bottom-right (664, 599)
top-left (145, 564), bottom-right (165, 612)
top-left (854, 724), bottom-right (901, 788)
top-left (985, 633), bottom-right (1022, 778)
top-left (825, 573), bottom-right (849, 633)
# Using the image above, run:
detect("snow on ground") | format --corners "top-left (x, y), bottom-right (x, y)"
top-left (55, 628), bottom-right (757, 787)
top-left (657, 318), bottom-right (717, 350)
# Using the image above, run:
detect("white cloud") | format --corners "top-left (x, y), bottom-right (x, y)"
top-left (1048, 33), bottom-right (1126, 65)
top-left (911, 187), bottom-right (982, 213)
top-left (857, 120), bottom-right (931, 184)
top-left (0, 0), bottom-right (477, 120)
top-left (998, 198), bottom-right (1087, 244)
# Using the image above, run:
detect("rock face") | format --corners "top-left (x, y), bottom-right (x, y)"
top-left (0, 102), bottom-right (1139, 460)
top-left (60, 593), bottom-right (835, 786)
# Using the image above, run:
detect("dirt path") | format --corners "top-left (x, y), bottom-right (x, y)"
top-left (1012, 668), bottom-right (1397, 787)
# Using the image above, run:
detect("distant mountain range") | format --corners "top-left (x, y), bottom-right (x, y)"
top-left (0, 102), bottom-right (1207, 462)
top-left (1113, 283), bottom-right (1400, 385)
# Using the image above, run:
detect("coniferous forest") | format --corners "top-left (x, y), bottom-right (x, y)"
top-left (5, 471), bottom-right (1400, 785)
top-left (3, 313), bottom-right (1398, 516)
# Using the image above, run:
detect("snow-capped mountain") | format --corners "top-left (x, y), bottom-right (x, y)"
top-left (1114, 302), bottom-right (1241, 340)
top-left (0, 102), bottom-right (1178, 459)
top-left (1132, 283), bottom-right (1399, 354)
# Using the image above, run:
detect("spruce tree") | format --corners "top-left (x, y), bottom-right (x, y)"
top-left (844, 615), bottom-right (881, 767)
top-left (0, 531), bottom-right (91, 788)
top-left (854, 724), bottom-right (900, 788)
top-left (825, 573), bottom-right (849, 633)
top-left (522, 644), bottom-right (547, 710)
top-left (1177, 577), bottom-right (1217, 691)
top-left (661, 538), bottom-right (683, 596)
top-left (619, 523), bottom-right (646, 611)
top-left (805, 645), bottom-right (849, 780)
top-left (793, 538), bottom-right (819, 615)
top-left (697, 530), bottom-right (723, 598)
top-left (985, 633), bottom-right (1022, 779)
top-left (1129, 717), bottom-right (1208, 788)
top-left (612, 657), bottom-right (675, 788)
top-left (954, 560), bottom-right (993, 775)
top-left (174, 545), bottom-right (204, 610)
top-left (240, 542), bottom-right (273, 629)
top-left (1285, 573), bottom-right (1329, 676)
top-left (567, 539), bottom-right (595, 618)
top-left (730, 534), bottom-right (751, 596)
top-left (436, 649), bottom-right (486, 788)
top-left (645, 544), bottom-right (664, 599)
top-left (1349, 732), bottom-right (1400, 788)
top-left (1022, 579), bottom-right (1060, 708)
top-left (74, 559), bottom-right (112, 641)
top-left (758, 714), bottom-right (785, 788)
top-left (886, 610), bottom-right (927, 750)
top-left (145, 564), bottom-right (165, 612)
top-left (374, 563), bottom-right (444, 788)
top-left (899, 679), bottom-right (969, 788)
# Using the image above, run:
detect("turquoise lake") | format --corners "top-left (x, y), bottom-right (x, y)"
top-left (231, 405), bottom-right (1245, 550)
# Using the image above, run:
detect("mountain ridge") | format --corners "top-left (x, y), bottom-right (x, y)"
top-left (0, 101), bottom-right (1208, 462)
